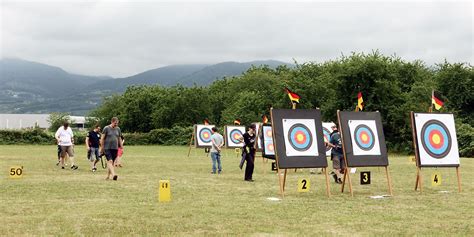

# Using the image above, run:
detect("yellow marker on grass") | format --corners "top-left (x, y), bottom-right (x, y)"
top-left (431, 173), bottom-right (442, 186)
top-left (159, 180), bottom-right (171, 202)
top-left (9, 166), bottom-right (23, 179)
top-left (298, 178), bottom-right (310, 192)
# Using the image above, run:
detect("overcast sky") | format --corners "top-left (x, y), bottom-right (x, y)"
top-left (1, 0), bottom-right (472, 77)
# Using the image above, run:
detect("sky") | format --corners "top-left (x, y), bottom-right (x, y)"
top-left (1, 0), bottom-right (472, 77)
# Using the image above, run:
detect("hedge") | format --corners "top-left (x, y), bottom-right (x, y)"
top-left (0, 125), bottom-right (472, 157)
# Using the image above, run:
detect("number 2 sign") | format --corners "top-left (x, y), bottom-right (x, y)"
top-left (298, 178), bottom-right (310, 192)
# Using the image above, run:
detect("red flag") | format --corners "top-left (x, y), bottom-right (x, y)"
top-left (262, 115), bottom-right (268, 124)
top-left (233, 119), bottom-right (241, 125)
top-left (203, 119), bottom-right (210, 125)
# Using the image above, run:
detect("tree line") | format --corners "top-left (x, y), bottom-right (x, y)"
top-left (88, 52), bottom-right (473, 155)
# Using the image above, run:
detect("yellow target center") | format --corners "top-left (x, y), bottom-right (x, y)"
top-left (361, 134), bottom-right (368, 142)
top-left (296, 134), bottom-right (304, 142)
top-left (432, 134), bottom-right (441, 144)
top-left (269, 144), bottom-right (274, 151)
top-left (203, 134), bottom-right (209, 138)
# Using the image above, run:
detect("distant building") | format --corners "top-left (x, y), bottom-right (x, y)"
top-left (0, 114), bottom-right (86, 130)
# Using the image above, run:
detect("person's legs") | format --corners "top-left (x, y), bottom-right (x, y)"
top-left (210, 152), bottom-right (217, 174)
top-left (105, 149), bottom-right (118, 180)
top-left (216, 153), bottom-right (222, 174)
top-left (60, 146), bottom-right (67, 168)
top-left (115, 148), bottom-right (123, 167)
top-left (244, 153), bottom-right (255, 181)
top-left (93, 148), bottom-right (100, 170)
top-left (332, 154), bottom-right (342, 183)
top-left (106, 160), bottom-right (115, 179)
top-left (67, 146), bottom-right (77, 170)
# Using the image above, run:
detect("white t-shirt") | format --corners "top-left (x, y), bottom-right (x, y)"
top-left (55, 126), bottom-right (74, 146)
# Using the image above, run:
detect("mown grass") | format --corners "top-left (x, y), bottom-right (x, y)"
top-left (0, 145), bottom-right (473, 236)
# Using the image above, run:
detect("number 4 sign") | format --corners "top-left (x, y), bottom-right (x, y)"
top-left (432, 173), bottom-right (442, 186)
top-left (298, 178), bottom-right (310, 192)
top-left (9, 166), bottom-right (23, 179)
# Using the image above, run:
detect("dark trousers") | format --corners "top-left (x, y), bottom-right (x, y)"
top-left (244, 151), bottom-right (255, 180)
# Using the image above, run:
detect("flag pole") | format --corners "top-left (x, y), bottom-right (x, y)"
top-left (428, 90), bottom-right (433, 113)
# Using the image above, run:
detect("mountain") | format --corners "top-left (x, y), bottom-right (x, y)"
top-left (0, 58), bottom-right (292, 115)
top-left (177, 60), bottom-right (292, 86)
top-left (0, 58), bottom-right (110, 114)
top-left (80, 64), bottom-right (209, 93)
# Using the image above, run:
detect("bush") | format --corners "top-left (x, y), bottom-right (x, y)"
top-left (457, 122), bottom-right (474, 157)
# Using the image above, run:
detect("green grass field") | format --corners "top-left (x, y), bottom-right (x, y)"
top-left (1, 145), bottom-right (473, 236)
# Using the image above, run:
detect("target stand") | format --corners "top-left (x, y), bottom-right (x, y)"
top-left (187, 124), bottom-right (214, 158)
top-left (410, 112), bottom-right (461, 193)
top-left (337, 110), bottom-right (393, 197)
top-left (271, 108), bottom-right (331, 198)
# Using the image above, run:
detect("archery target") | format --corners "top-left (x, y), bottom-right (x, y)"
top-left (195, 124), bottom-right (214, 147)
top-left (262, 125), bottom-right (274, 155)
top-left (414, 113), bottom-right (459, 166)
top-left (282, 119), bottom-right (318, 156)
top-left (225, 126), bottom-right (245, 148)
top-left (322, 122), bottom-right (335, 156)
top-left (348, 120), bottom-right (381, 156)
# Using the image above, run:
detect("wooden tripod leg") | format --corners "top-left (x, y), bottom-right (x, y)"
top-left (341, 168), bottom-right (347, 193)
top-left (456, 167), bottom-right (462, 193)
top-left (324, 167), bottom-right (331, 197)
top-left (415, 167), bottom-right (420, 191)
top-left (419, 168), bottom-right (423, 193)
top-left (385, 166), bottom-right (393, 196)
top-left (187, 133), bottom-right (194, 157)
top-left (278, 168), bottom-right (284, 198)
top-left (283, 169), bottom-right (288, 192)
top-left (347, 168), bottom-right (354, 197)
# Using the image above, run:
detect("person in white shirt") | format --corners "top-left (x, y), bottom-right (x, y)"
top-left (55, 122), bottom-right (77, 170)
top-left (210, 127), bottom-right (224, 174)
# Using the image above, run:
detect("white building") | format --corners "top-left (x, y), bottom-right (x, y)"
top-left (0, 114), bottom-right (86, 130)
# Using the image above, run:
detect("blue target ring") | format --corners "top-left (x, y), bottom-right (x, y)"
top-left (288, 123), bottom-right (313, 151)
top-left (229, 129), bottom-right (243, 144)
top-left (421, 120), bottom-right (451, 159)
top-left (354, 124), bottom-right (375, 151)
top-left (199, 128), bottom-right (212, 143)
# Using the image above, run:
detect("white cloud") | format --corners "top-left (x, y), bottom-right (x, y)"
top-left (1, 0), bottom-right (472, 77)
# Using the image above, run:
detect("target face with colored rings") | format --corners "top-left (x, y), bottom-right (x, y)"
top-left (229, 129), bottom-right (243, 144)
top-left (287, 123), bottom-right (313, 151)
top-left (266, 143), bottom-right (275, 155)
top-left (421, 120), bottom-right (451, 159)
top-left (265, 128), bottom-right (273, 138)
top-left (323, 127), bottom-right (331, 151)
top-left (199, 128), bottom-right (212, 143)
top-left (354, 124), bottom-right (375, 151)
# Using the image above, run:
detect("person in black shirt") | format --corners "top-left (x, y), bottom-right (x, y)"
top-left (326, 124), bottom-right (344, 183)
top-left (240, 124), bottom-right (257, 182)
top-left (86, 125), bottom-right (101, 172)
